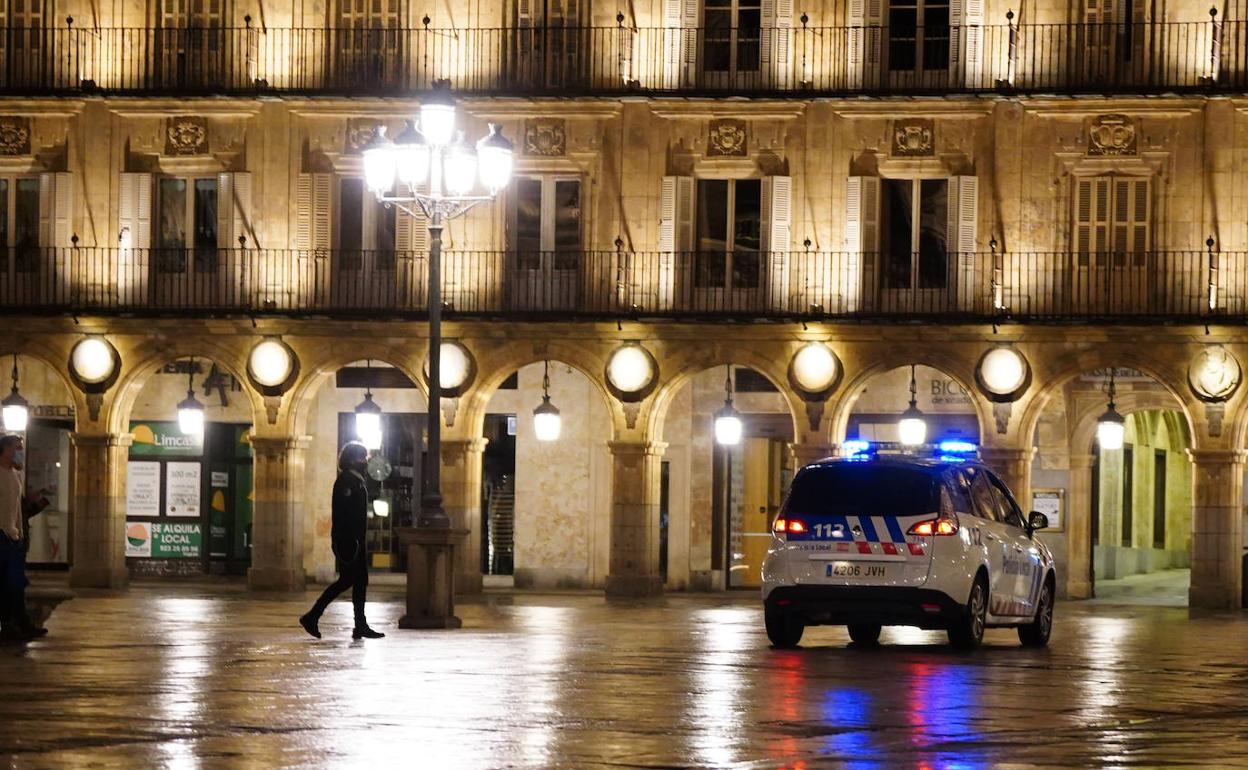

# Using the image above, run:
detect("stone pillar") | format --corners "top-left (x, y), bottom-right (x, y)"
top-left (247, 437), bottom-right (308, 592)
top-left (1188, 449), bottom-right (1244, 610)
top-left (790, 443), bottom-right (836, 468)
top-left (69, 433), bottom-right (130, 589)
top-left (979, 446), bottom-right (1033, 506)
top-left (442, 437), bottom-right (487, 595)
top-left (605, 441), bottom-right (667, 598)
top-left (1065, 453), bottom-right (1095, 600)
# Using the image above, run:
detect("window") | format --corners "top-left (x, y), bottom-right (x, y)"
top-left (1152, 450), bottom-right (1166, 548)
top-left (336, 177), bottom-right (396, 269)
top-left (1122, 443), bottom-right (1133, 546)
top-left (888, 0), bottom-right (950, 73)
top-left (1085, 0), bottom-right (1137, 64)
top-left (0, 177), bottom-right (40, 273)
top-left (784, 465), bottom-right (938, 517)
top-left (2, 0), bottom-right (46, 55)
top-left (1074, 176), bottom-right (1149, 264)
top-left (880, 178), bottom-right (948, 290)
top-left (156, 176), bottom-right (218, 273)
top-left (695, 178), bottom-right (761, 290)
top-left (987, 473), bottom-right (1025, 529)
top-left (703, 0), bottom-right (761, 74)
top-left (967, 469), bottom-right (1001, 522)
top-left (509, 176), bottom-right (581, 272)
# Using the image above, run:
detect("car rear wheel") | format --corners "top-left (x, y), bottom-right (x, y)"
top-left (1018, 579), bottom-right (1054, 648)
top-left (847, 623), bottom-right (882, 646)
top-left (765, 609), bottom-right (804, 648)
top-left (948, 576), bottom-right (988, 650)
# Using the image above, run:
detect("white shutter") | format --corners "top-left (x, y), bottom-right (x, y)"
top-left (847, 0), bottom-right (883, 88)
top-left (663, 0), bottom-right (697, 89)
top-left (947, 175), bottom-right (978, 310)
top-left (217, 172), bottom-right (253, 248)
top-left (762, 175), bottom-right (792, 309)
top-left (950, 0), bottom-right (984, 85)
top-left (845, 176), bottom-right (878, 312)
top-left (295, 172), bottom-right (332, 251)
top-left (395, 208), bottom-right (428, 253)
top-left (658, 175), bottom-right (693, 310)
top-left (761, 0), bottom-right (793, 88)
top-left (1075, 177), bottom-right (1111, 263)
top-left (118, 172), bottom-right (152, 248)
top-left (517, 0), bottom-right (532, 26)
top-left (1114, 177), bottom-right (1149, 263)
top-left (38, 172), bottom-right (72, 248)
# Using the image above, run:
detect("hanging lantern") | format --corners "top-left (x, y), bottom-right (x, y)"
top-left (532, 361), bottom-right (562, 442)
top-left (354, 361), bottom-right (383, 451)
top-left (897, 365), bottom-right (927, 447)
top-left (177, 357), bottom-right (205, 436)
top-left (714, 366), bottom-right (743, 446)
top-left (1, 354), bottom-right (28, 433)
top-left (1097, 369), bottom-right (1126, 451)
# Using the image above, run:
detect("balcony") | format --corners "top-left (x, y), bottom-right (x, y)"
top-left (0, 247), bottom-right (1241, 323)
top-left (0, 20), bottom-right (1242, 97)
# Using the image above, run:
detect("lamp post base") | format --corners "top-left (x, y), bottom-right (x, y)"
top-left (397, 526), bottom-right (467, 630)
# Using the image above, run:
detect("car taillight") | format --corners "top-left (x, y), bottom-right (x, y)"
top-left (772, 518), bottom-right (807, 536)
top-left (908, 517), bottom-right (958, 536)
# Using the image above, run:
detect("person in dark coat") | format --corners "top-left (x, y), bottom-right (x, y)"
top-left (0, 434), bottom-right (48, 642)
top-left (299, 441), bottom-right (384, 640)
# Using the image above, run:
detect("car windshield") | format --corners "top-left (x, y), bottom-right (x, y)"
top-left (783, 464), bottom-right (939, 517)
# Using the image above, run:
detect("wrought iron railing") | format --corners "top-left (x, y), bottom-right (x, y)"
top-left (0, 20), bottom-right (1242, 96)
top-left (0, 247), bottom-right (1242, 322)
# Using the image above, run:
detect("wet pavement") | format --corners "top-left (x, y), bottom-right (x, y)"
top-left (2, 583), bottom-right (1247, 769)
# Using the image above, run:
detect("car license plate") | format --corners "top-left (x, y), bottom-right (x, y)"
top-left (827, 562), bottom-right (888, 578)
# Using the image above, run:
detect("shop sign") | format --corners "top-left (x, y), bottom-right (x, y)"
top-left (126, 461), bottom-right (161, 517)
top-left (165, 462), bottom-right (202, 517)
top-left (211, 471), bottom-right (229, 488)
top-left (151, 522), bottom-right (202, 557)
top-left (130, 421), bottom-right (203, 457)
top-left (125, 521), bottom-right (152, 557)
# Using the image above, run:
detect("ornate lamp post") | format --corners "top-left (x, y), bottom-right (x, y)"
top-left (361, 80), bottom-right (514, 530)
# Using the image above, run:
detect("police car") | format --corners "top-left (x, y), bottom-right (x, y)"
top-left (761, 441), bottom-right (1056, 650)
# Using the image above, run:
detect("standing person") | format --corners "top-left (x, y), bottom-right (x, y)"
top-left (299, 441), bottom-right (384, 640)
top-left (0, 434), bottom-right (44, 642)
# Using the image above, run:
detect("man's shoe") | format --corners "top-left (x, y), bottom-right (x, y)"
top-left (352, 626), bottom-right (385, 639)
top-left (20, 625), bottom-right (47, 639)
top-left (299, 613), bottom-right (322, 639)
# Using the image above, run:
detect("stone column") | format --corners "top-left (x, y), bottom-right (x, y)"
top-left (790, 443), bottom-right (836, 468)
top-left (442, 437), bottom-right (488, 595)
top-left (605, 441), bottom-right (667, 598)
top-left (69, 432), bottom-right (130, 589)
top-left (1065, 453), bottom-right (1095, 600)
top-left (979, 446), bottom-right (1033, 506)
top-left (247, 436), bottom-right (308, 592)
top-left (1188, 449), bottom-right (1244, 610)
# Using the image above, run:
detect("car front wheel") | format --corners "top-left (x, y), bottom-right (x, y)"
top-left (948, 576), bottom-right (988, 650)
top-left (1018, 580), bottom-right (1054, 648)
top-left (765, 609), bottom-right (804, 648)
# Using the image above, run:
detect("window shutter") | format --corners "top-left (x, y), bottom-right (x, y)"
top-left (847, 0), bottom-right (883, 88)
top-left (1075, 177), bottom-right (1111, 264)
top-left (395, 208), bottom-right (428, 253)
top-left (517, 0), bottom-right (532, 26)
top-left (659, 175), bottom-right (694, 253)
top-left (947, 175), bottom-right (978, 310)
top-left (762, 175), bottom-right (792, 309)
top-left (295, 172), bottom-right (332, 251)
top-left (118, 172), bottom-right (152, 249)
top-left (216, 172), bottom-right (253, 249)
top-left (845, 176), bottom-right (878, 311)
top-left (1114, 177), bottom-right (1149, 263)
top-left (950, 0), bottom-right (983, 83)
top-left (38, 172), bottom-right (72, 248)
top-left (761, 0), bottom-right (793, 88)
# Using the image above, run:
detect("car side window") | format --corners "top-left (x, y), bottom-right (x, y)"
top-left (987, 473), bottom-right (1026, 529)
top-left (966, 470), bottom-right (1002, 522)
top-left (944, 470), bottom-right (973, 514)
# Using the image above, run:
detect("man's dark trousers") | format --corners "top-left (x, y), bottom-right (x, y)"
top-left (308, 556), bottom-right (368, 626)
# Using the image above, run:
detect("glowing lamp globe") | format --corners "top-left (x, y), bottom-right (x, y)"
top-left (979, 347), bottom-right (1028, 396)
top-left (393, 121), bottom-right (431, 188)
top-left (443, 136), bottom-right (478, 197)
top-left (714, 405), bottom-right (743, 446)
top-left (897, 405), bottom-right (927, 447)
top-left (791, 342), bottom-right (839, 393)
top-left (71, 337), bottom-right (116, 384)
top-left (1, 398), bottom-right (28, 432)
top-left (477, 124), bottom-right (514, 195)
top-left (419, 87), bottom-right (457, 147)
top-left (372, 499), bottom-right (390, 518)
top-left (435, 342), bottom-right (472, 391)
top-left (354, 393), bottom-right (383, 451)
top-left (177, 394), bottom-right (205, 436)
top-left (361, 128), bottom-right (396, 194)
top-left (248, 339), bottom-right (294, 388)
top-left (533, 397), bottom-right (562, 442)
top-left (1097, 407), bottom-right (1126, 451)
top-left (606, 345), bottom-right (654, 394)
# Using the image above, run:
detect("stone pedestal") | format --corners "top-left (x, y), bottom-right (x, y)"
top-left (247, 437), bottom-right (308, 592)
top-left (68, 433), bottom-right (130, 589)
top-left (1188, 449), bottom-right (1244, 610)
top-left (605, 441), bottom-right (666, 598)
top-left (1065, 454), bottom-right (1095, 600)
top-left (441, 438), bottom-right (488, 595)
top-left (398, 527), bottom-right (467, 629)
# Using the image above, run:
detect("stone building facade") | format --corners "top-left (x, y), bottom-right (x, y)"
top-left (1, 0), bottom-right (1246, 608)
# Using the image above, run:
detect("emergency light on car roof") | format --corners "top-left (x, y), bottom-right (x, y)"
top-left (841, 439), bottom-right (873, 459)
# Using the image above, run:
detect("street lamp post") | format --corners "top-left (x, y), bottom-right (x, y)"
top-left (361, 81), bottom-right (514, 530)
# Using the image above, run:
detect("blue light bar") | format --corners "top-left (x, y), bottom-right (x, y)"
top-left (842, 439), bottom-right (872, 458)
top-left (936, 439), bottom-right (978, 455)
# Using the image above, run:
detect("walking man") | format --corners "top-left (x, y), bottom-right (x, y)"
top-left (300, 441), bottom-right (384, 640)
top-left (0, 434), bottom-right (46, 642)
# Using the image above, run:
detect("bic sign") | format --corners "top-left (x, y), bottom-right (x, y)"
top-left (930, 378), bottom-right (971, 406)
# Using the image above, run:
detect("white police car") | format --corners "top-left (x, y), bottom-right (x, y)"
top-left (761, 441), bottom-right (1056, 649)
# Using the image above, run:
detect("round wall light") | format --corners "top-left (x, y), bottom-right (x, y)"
top-left (424, 341), bottom-right (476, 396)
top-left (1189, 345), bottom-right (1241, 403)
top-left (247, 338), bottom-right (298, 394)
top-left (68, 336), bottom-right (121, 392)
top-left (788, 342), bottom-right (841, 397)
top-left (605, 343), bottom-right (658, 401)
top-left (976, 346), bottom-right (1030, 401)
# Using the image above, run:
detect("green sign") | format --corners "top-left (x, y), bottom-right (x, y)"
top-left (129, 421), bottom-right (203, 457)
top-left (151, 521), bottom-right (202, 558)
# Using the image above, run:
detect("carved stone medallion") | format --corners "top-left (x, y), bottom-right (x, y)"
top-left (1087, 114), bottom-right (1137, 157)
top-left (707, 119), bottom-right (747, 157)
top-left (345, 120), bottom-right (380, 155)
top-left (524, 118), bottom-right (566, 156)
top-left (0, 117), bottom-right (31, 156)
top-left (892, 119), bottom-right (934, 157)
top-left (165, 116), bottom-right (208, 156)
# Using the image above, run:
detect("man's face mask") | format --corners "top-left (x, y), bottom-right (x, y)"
top-left (11, 450), bottom-right (24, 467)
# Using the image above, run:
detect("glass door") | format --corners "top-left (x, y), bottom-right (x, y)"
top-left (878, 177), bottom-right (950, 312)
top-left (509, 176), bottom-right (582, 311)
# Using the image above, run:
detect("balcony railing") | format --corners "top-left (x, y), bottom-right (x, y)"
top-left (1, 247), bottom-right (1243, 322)
top-left (1, 20), bottom-right (1243, 96)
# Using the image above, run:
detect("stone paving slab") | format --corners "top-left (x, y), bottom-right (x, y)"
top-left (2, 585), bottom-right (1247, 769)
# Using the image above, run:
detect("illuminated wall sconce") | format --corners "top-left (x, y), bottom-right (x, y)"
top-left (605, 342), bottom-right (658, 401)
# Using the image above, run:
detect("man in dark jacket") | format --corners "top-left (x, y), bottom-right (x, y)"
top-left (299, 441), bottom-right (384, 640)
